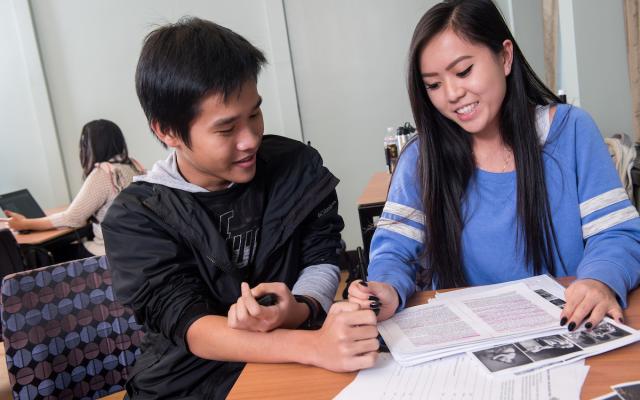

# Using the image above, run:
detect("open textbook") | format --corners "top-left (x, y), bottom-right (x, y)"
top-left (379, 275), bottom-right (640, 373)
top-left (378, 281), bottom-right (566, 366)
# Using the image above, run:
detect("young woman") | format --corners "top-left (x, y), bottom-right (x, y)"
top-left (6, 119), bottom-right (144, 260)
top-left (349, 0), bottom-right (640, 331)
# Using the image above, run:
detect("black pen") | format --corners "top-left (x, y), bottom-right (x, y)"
top-left (357, 247), bottom-right (384, 310)
top-left (357, 247), bottom-right (368, 284)
top-left (355, 248), bottom-right (388, 353)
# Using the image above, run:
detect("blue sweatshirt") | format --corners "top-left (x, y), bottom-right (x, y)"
top-left (368, 104), bottom-right (640, 310)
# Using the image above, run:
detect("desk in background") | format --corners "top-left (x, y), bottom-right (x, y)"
top-left (10, 206), bottom-right (90, 266)
top-left (356, 172), bottom-right (391, 262)
top-left (228, 277), bottom-right (640, 400)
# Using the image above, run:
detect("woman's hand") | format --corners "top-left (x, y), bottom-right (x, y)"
top-left (561, 279), bottom-right (623, 330)
top-left (348, 279), bottom-right (399, 321)
top-left (5, 210), bottom-right (28, 231)
top-left (227, 282), bottom-right (310, 332)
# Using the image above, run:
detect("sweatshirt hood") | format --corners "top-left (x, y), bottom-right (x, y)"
top-left (133, 151), bottom-right (209, 193)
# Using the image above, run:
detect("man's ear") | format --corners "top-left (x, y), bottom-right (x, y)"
top-left (150, 120), bottom-right (182, 148)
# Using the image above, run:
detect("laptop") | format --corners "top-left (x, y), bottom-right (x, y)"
top-left (0, 189), bottom-right (47, 219)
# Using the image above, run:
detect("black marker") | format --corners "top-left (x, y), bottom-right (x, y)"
top-left (357, 247), bottom-right (367, 283)
top-left (257, 293), bottom-right (278, 307)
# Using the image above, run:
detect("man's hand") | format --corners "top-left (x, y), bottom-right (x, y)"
top-left (228, 282), bottom-right (309, 332)
top-left (308, 301), bottom-right (379, 372)
top-left (561, 279), bottom-right (623, 330)
top-left (348, 279), bottom-right (399, 321)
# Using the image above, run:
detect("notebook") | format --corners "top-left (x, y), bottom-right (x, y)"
top-left (0, 189), bottom-right (47, 218)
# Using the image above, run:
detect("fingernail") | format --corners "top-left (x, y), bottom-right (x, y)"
top-left (359, 281), bottom-right (368, 287)
top-left (368, 295), bottom-right (380, 302)
top-left (585, 322), bottom-right (592, 329)
top-left (568, 322), bottom-right (576, 332)
top-left (560, 317), bottom-right (567, 326)
top-left (370, 301), bottom-right (380, 309)
top-left (373, 307), bottom-right (380, 316)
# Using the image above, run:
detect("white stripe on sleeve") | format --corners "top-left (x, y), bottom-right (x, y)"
top-left (580, 188), bottom-right (630, 218)
top-left (582, 206), bottom-right (639, 239)
top-left (383, 201), bottom-right (425, 225)
top-left (377, 217), bottom-right (424, 243)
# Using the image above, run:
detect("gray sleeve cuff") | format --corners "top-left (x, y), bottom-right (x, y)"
top-left (291, 263), bottom-right (340, 313)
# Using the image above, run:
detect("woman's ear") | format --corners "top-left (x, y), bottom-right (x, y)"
top-left (150, 120), bottom-right (182, 148)
top-left (502, 39), bottom-right (514, 76)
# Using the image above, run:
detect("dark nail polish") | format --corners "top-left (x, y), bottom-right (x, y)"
top-left (373, 307), bottom-right (380, 316)
top-left (560, 317), bottom-right (567, 326)
top-left (585, 322), bottom-right (592, 329)
top-left (359, 281), bottom-right (369, 287)
top-left (368, 295), bottom-right (380, 302)
top-left (568, 322), bottom-right (576, 332)
top-left (370, 301), bottom-right (380, 309)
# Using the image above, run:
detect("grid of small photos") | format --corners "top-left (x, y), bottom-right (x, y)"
top-left (471, 288), bottom-right (636, 374)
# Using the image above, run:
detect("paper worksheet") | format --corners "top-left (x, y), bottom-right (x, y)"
top-left (334, 353), bottom-right (589, 400)
top-left (431, 275), bottom-right (566, 305)
top-left (378, 283), bottom-right (564, 365)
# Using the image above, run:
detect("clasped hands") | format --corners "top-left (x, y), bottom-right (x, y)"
top-left (227, 281), bottom-right (380, 372)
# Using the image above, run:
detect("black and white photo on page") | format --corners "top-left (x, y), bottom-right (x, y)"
top-left (612, 380), bottom-right (640, 400)
top-left (470, 319), bottom-right (639, 375)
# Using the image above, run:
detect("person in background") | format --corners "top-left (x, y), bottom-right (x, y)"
top-left (102, 18), bottom-right (378, 399)
top-left (5, 119), bottom-right (144, 261)
top-left (349, 0), bottom-right (640, 331)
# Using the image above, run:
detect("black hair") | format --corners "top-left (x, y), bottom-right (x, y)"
top-left (79, 119), bottom-right (131, 178)
top-left (135, 17), bottom-right (267, 148)
top-left (407, 0), bottom-right (563, 288)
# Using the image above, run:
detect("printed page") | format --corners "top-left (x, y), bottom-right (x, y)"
top-left (452, 283), bottom-right (561, 335)
top-left (379, 283), bottom-right (562, 358)
top-left (433, 275), bottom-right (566, 303)
top-left (334, 353), bottom-right (588, 400)
top-left (469, 318), bottom-right (640, 376)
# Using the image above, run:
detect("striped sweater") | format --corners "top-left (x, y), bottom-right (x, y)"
top-left (368, 104), bottom-right (640, 310)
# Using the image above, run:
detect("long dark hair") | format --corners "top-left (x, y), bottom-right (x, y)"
top-left (407, 0), bottom-right (563, 288)
top-left (79, 119), bottom-right (132, 178)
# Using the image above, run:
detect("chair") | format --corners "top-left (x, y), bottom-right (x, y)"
top-left (0, 229), bottom-right (24, 282)
top-left (1, 256), bottom-right (144, 399)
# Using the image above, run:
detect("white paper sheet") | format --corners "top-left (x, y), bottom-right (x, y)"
top-left (378, 283), bottom-right (563, 366)
top-left (334, 354), bottom-right (589, 400)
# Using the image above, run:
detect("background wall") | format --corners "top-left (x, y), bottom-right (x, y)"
top-left (284, 0), bottom-right (432, 251)
top-left (564, 0), bottom-right (634, 137)
top-left (1, 0), bottom-right (634, 249)
top-left (0, 1), bottom-right (68, 211)
top-left (28, 0), bottom-right (302, 196)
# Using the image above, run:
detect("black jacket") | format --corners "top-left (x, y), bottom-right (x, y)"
top-left (102, 135), bottom-right (344, 399)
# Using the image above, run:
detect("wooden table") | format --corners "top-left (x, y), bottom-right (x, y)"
top-left (10, 206), bottom-right (81, 245)
top-left (228, 277), bottom-right (640, 400)
top-left (4, 206), bottom-right (90, 266)
top-left (356, 172), bottom-right (391, 262)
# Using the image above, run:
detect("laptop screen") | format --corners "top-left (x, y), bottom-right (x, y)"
top-left (0, 189), bottom-right (46, 218)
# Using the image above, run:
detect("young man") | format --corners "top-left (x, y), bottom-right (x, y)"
top-left (102, 17), bottom-right (379, 399)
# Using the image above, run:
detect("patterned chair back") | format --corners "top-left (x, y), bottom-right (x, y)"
top-left (1, 256), bottom-right (144, 399)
